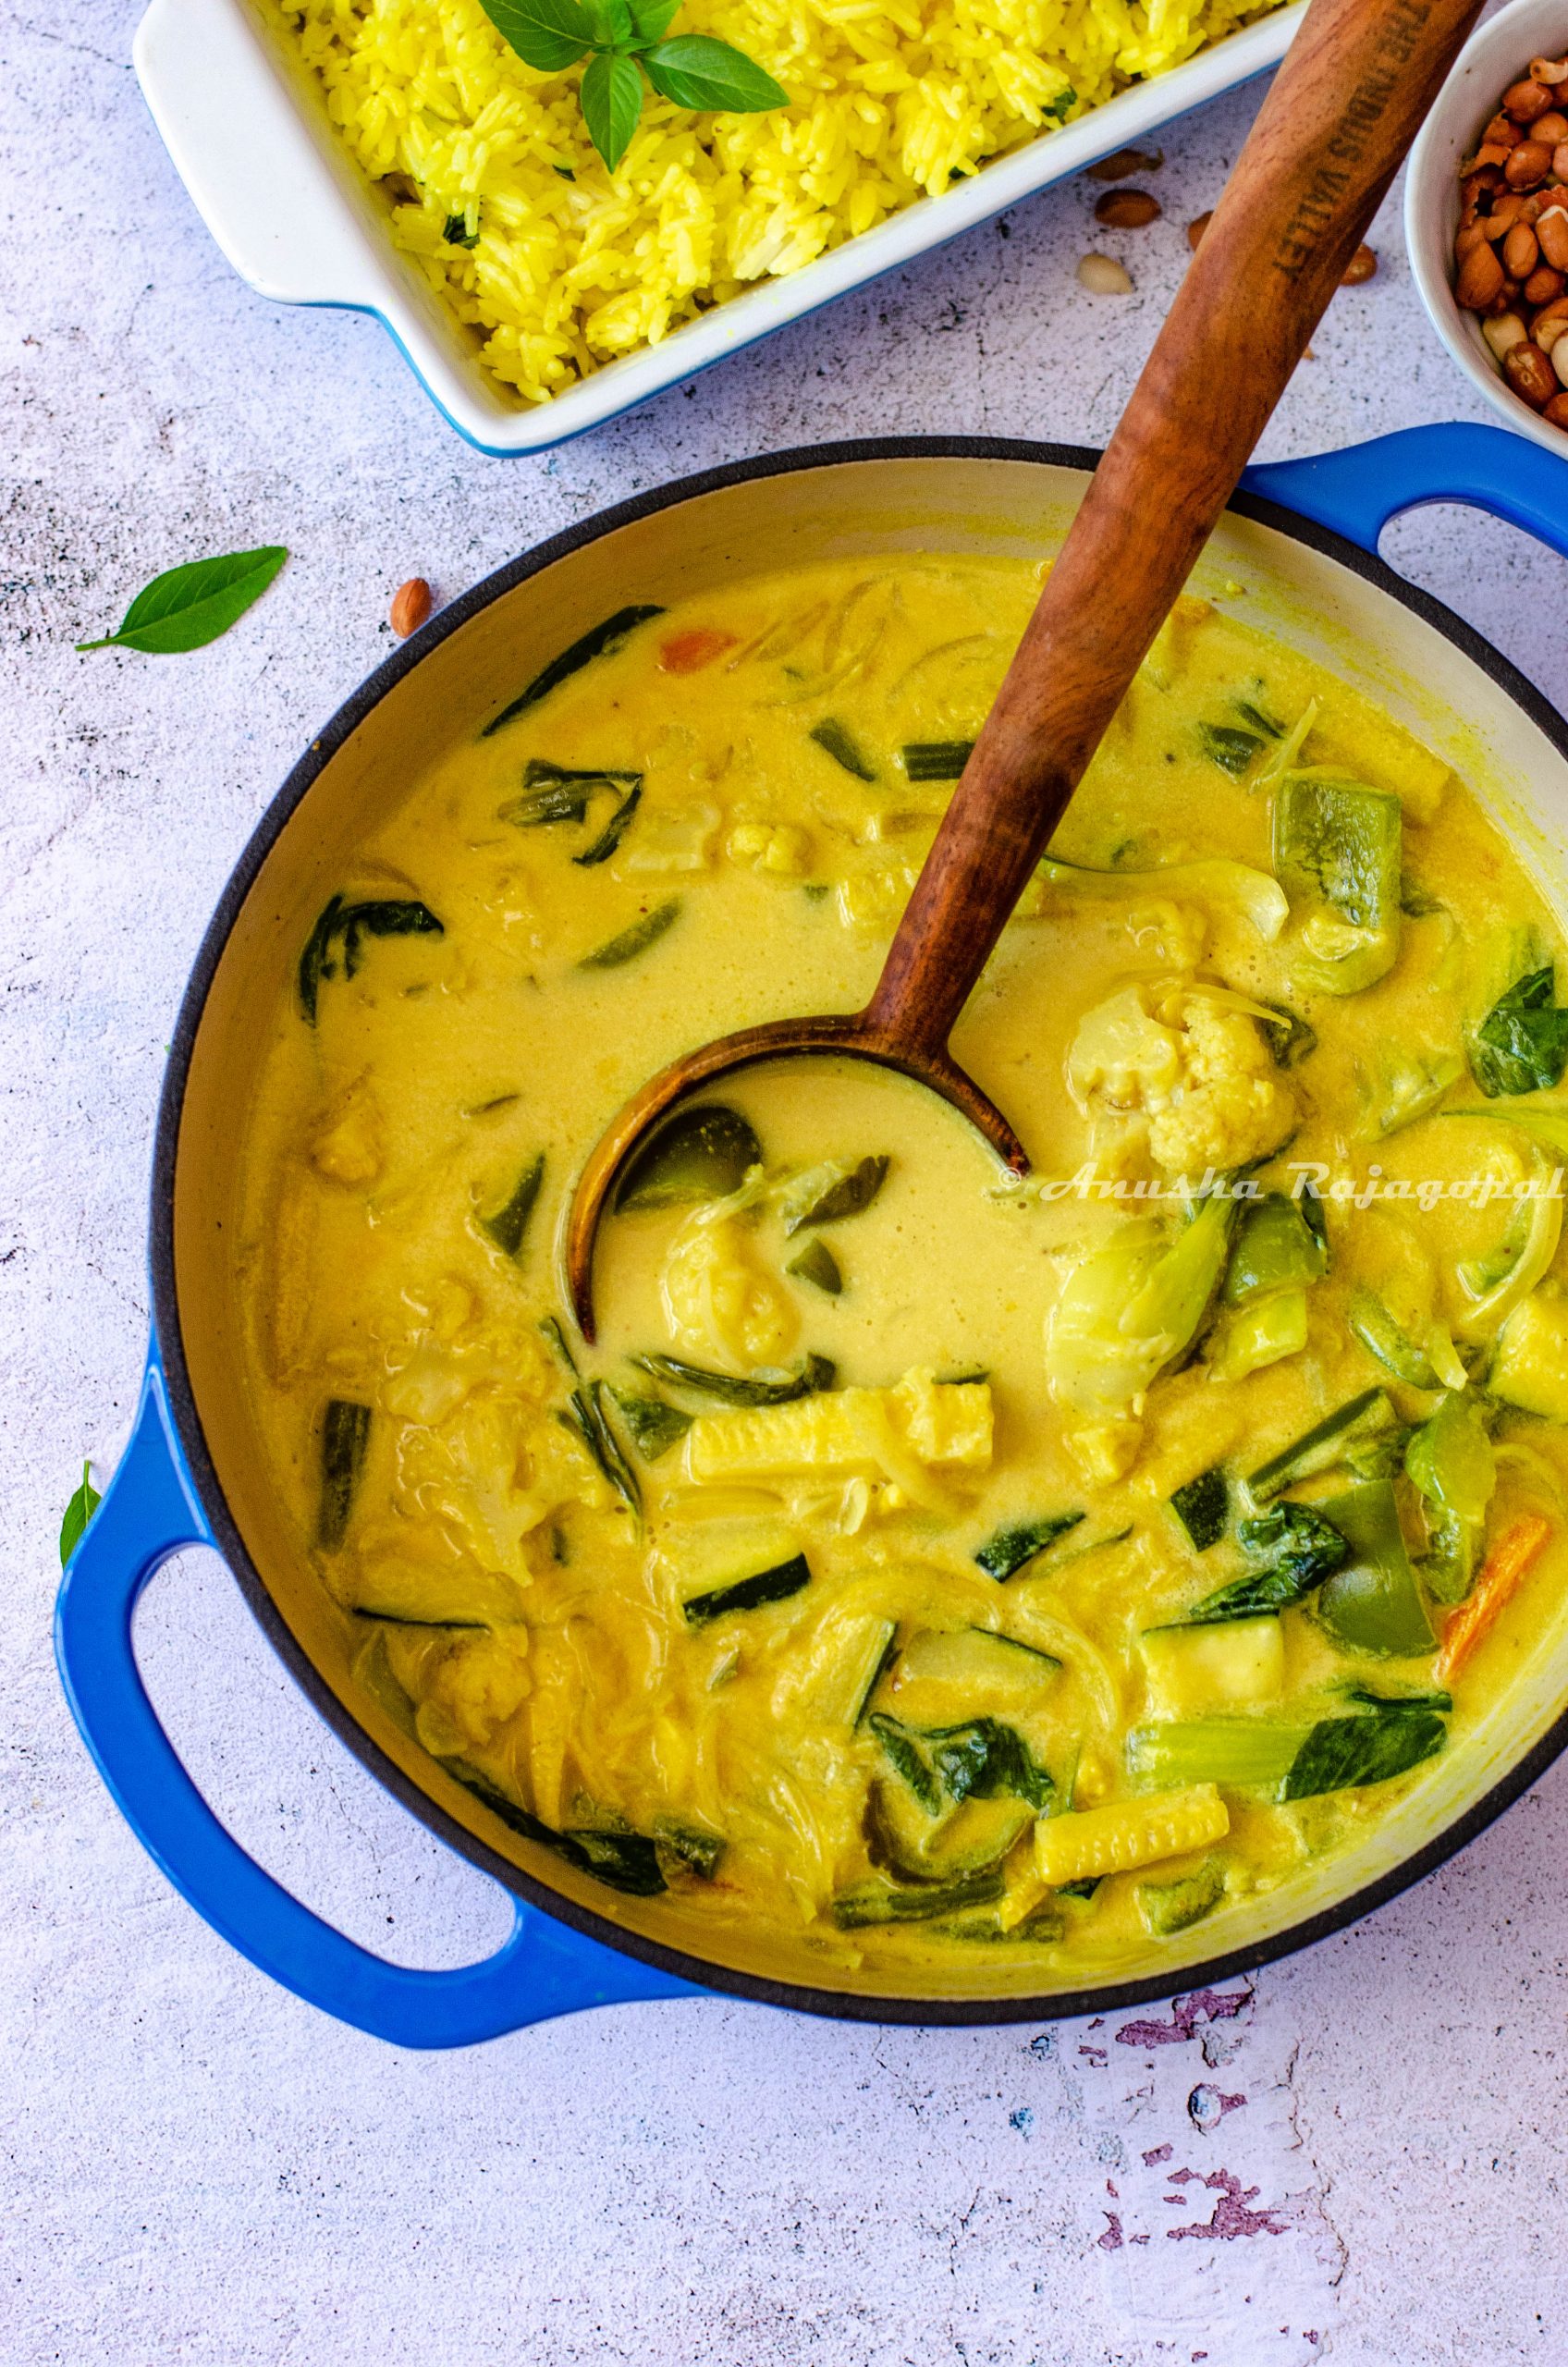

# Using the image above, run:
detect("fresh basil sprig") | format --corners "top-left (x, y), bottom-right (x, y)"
top-left (76, 546), bottom-right (288, 655)
top-left (480, 0), bottom-right (786, 173)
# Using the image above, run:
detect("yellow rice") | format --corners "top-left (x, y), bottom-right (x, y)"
top-left (276, 0), bottom-right (1285, 405)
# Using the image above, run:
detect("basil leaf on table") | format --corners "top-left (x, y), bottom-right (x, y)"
top-left (76, 546), bottom-right (288, 655)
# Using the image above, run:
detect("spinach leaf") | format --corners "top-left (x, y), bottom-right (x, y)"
top-left (58, 1461), bottom-right (101, 1567)
top-left (76, 546), bottom-right (288, 655)
top-left (480, 1152), bottom-right (545, 1260)
top-left (928, 1718), bottom-right (1053, 1811)
top-left (1470, 966), bottom-right (1568, 1098)
top-left (482, 605), bottom-right (665, 735)
top-left (1281, 1711), bottom-right (1446, 1799)
top-left (974, 1511), bottom-right (1084, 1582)
top-left (870, 1711), bottom-right (1052, 1812)
top-left (1179, 1501), bottom-right (1348, 1623)
top-left (867, 1712), bottom-right (943, 1810)
top-left (297, 894), bottom-right (445, 1024)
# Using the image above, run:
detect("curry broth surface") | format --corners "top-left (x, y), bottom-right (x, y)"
top-left (236, 558), bottom-right (1568, 1989)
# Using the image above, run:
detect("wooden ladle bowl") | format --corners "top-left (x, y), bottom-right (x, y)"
top-left (566, 0), bottom-right (1484, 1339)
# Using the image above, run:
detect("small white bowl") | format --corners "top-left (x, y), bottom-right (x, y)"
top-left (1406, 0), bottom-right (1568, 454)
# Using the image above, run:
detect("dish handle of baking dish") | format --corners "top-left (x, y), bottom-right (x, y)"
top-left (1243, 422), bottom-right (1568, 565)
top-left (54, 1353), bottom-right (704, 2047)
top-left (133, 0), bottom-right (388, 311)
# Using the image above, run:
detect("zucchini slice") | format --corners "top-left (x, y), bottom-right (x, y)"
top-left (349, 1560), bottom-right (528, 1627)
top-left (682, 1551), bottom-right (812, 1625)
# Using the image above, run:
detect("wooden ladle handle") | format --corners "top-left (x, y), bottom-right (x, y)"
top-left (864, 0), bottom-right (1484, 1055)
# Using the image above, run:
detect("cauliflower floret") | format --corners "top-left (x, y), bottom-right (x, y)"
top-left (1067, 979), bottom-right (1295, 1177)
top-left (384, 1629), bottom-right (532, 1759)
top-left (728, 820), bottom-right (813, 877)
top-left (662, 1208), bottom-right (798, 1367)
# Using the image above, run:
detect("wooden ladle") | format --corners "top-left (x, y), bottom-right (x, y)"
top-left (567, 0), bottom-right (1484, 1337)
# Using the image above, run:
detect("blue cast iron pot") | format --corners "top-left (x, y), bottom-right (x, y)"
top-left (55, 425), bottom-right (1568, 2047)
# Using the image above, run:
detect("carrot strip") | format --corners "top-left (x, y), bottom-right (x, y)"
top-left (658, 628), bottom-right (738, 675)
top-left (1437, 1515), bottom-right (1554, 1683)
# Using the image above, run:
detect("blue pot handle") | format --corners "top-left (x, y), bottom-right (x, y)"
top-left (55, 1354), bottom-right (702, 2046)
top-left (1243, 422), bottom-right (1568, 564)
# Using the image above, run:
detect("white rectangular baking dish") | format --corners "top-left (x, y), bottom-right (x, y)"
top-left (134, 0), bottom-right (1304, 456)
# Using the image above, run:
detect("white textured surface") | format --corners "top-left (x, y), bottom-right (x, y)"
top-left (6, 7), bottom-right (1568, 2362)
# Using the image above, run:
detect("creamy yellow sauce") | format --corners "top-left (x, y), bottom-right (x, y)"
top-left (236, 558), bottom-right (1568, 1989)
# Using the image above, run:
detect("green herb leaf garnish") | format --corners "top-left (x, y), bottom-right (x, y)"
top-left (59, 1461), bottom-right (101, 1567)
top-left (76, 546), bottom-right (288, 655)
top-left (642, 31), bottom-right (787, 110)
top-left (478, 0), bottom-right (784, 177)
top-left (579, 49), bottom-right (646, 171)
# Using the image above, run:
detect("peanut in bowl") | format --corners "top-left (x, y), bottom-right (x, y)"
top-left (1407, 0), bottom-right (1568, 452)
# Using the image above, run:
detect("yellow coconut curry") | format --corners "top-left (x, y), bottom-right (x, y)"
top-left (237, 558), bottom-right (1568, 1986)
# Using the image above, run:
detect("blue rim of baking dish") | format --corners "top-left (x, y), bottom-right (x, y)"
top-left (57, 423), bottom-right (1568, 2044)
